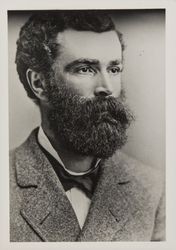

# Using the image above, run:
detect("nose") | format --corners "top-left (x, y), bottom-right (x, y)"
top-left (94, 72), bottom-right (113, 97)
top-left (94, 87), bottom-right (112, 97)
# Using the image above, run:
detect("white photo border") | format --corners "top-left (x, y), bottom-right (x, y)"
top-left (1, 0), bottom-right (176, 249)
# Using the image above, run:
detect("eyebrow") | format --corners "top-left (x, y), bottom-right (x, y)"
top-left (64, 59), bottom-right (99, 72)
top-left (64, 58), bottom-right (122, 72)
top-left (109, 59), bottom-right (122, 66)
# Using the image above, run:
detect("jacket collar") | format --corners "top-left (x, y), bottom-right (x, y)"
top-left (15, 128), bottom-right (137, 241)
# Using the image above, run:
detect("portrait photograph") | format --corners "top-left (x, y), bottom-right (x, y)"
top-left (8, 8), bottom-right (165, 242)
top-left (0, 0), bottom-right (176, 249)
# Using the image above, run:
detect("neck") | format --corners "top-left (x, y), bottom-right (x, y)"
top-left (41, 122), bottom-right (94, 173)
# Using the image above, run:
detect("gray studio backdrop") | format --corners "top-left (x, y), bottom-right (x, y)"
top-left (8, 9), bottom-right (165, 170)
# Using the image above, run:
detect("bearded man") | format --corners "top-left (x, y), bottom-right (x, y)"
top-left (10, 10), bottom-right (165, 241)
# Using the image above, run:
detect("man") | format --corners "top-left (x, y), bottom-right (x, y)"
top-left (10, 10), bottom-right (165, 241)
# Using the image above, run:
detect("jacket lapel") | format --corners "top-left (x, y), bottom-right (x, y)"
top-left (77, 152), bottom-right (139, 241)
top-left (15, 129), bottom-right (81, 241)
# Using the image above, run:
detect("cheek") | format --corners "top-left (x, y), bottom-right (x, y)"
top-left (111, 76), bottom-right (122, 97)
top-left (65, 75), bottom-right (97, 97)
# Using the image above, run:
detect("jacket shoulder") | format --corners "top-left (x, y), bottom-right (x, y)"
top-left (112, 150), bottom-right (164, 197)
top-left (111, 151), bottom-right (165, 241)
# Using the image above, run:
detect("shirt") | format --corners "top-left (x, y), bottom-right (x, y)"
top-left (37, 126), bottom-right (100, 229)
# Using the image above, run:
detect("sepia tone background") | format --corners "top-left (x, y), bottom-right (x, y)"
top-left (8, 9), bottom-right (165, 170)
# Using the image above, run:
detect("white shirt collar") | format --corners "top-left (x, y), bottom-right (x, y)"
top-left (38, 126), bottom-right (101, 176)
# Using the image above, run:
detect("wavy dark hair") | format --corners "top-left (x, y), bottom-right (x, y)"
top-left (15, 10), bottom-right (124, 103)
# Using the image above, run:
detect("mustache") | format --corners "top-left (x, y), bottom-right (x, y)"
top-left (49, 94), bottom-right (134, 131)
top-left (82, 96), bottom-right (133, 127)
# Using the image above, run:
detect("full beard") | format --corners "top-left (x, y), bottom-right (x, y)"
top-left (45, 75), bottom-right (134, 159)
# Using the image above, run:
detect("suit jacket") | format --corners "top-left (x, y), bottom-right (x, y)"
top-left (10, 128), bottom-right (165, 241)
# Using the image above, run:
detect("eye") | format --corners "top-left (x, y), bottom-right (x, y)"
top-left (108, 66), bottom-right (122, 75)
top-left (77, 66), bottom-right (96, 75)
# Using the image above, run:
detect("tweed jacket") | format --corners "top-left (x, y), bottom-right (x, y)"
top-left (10, 128), bottom-right (165, 242)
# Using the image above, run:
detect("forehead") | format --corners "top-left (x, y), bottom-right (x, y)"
top-left (56, 29), bottom-right (122, 63)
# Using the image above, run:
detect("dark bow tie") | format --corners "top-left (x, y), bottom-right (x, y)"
top-left (38, 143), bottom-right (101, 199)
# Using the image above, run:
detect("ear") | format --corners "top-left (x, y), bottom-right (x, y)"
top-left (26, 69), bottom-right (48, 102)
